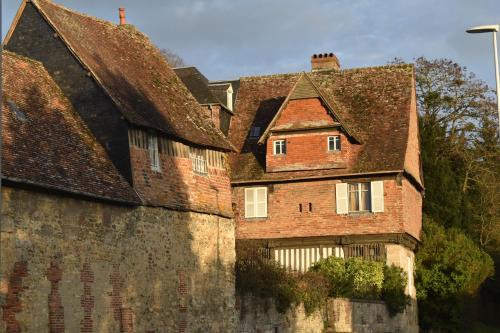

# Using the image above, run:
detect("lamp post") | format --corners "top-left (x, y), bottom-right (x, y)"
top-left (466, 24), bottom-right (500, 134)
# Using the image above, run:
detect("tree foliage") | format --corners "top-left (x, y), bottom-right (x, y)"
top-left (416, 217), bottom-right (494, 331)
top-left (411, 57), bottom-right (499, 331)
top-left (160, 48), bottom-right (185, 67)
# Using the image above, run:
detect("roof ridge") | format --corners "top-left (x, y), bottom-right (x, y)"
top-left (32, 0), bottom-right (149, 40)
top-left (33, 0), bottom-right (117, 28)
top-left (238, 63), bottom-right (413, 80)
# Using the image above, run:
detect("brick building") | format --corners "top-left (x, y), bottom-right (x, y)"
top-left (179, 54), bottom-right (423, 298)
top-left (1, 0), bottom-right (422, 331)
top-left (1, 1), bottom-right (237, 332)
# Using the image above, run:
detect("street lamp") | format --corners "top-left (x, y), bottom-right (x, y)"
top-left (466, 24), bottom-right (500, 134)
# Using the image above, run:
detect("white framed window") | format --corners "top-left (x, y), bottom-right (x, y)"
top-left (336, 181), bottom-right (384, 214)
top-left (349, 183), bottom-right (370, 212)
top-left (273, 140), bottom-right (286, 155)
top-left (245, 187), bottom-right (267, 218)
top-left (189, 147), bottom-right (208, 174)
top-left (148, 133), bottom-right (161, 172)
top-left (250, 126), bottom-right (261, 138)
top-left (328, 136), bottom-right (341, 151)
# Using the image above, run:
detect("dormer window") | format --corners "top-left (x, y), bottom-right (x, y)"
top-left (328, 135), bottom-right (341, 151)
top-left (148, 133), bottom-right (161, 172)
top-left (250, 126), bottom-right (261, 138)
top-left (273, 140), bottom-right (286, 155)
top-left (227, 84), bottom-right (233, 111)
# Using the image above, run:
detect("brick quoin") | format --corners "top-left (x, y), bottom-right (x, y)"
top-left (177, 270), bottom-right (188, 333)
top-left (80, 262), bottom-right (94, 333)
top-left (1, 261), bottom-right (28, 333)
top-left (47, 261), bottom-right (65, 333)
top-left (120, 308), bottom-right (134, 333)
top-left (109, 264), bottom-right (123, 323)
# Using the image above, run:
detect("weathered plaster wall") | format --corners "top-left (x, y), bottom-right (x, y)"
top-left (237, 296), bottom-right (324, 333)
top-left (0, 186), bottom-right (236, 333)
top-left (327, 298), bottom-right (418, 333)
top-left (237, 297), bottom-right (418, 333)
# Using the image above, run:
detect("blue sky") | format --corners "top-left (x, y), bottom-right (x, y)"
top-left (2, 0), bottom-right (500, 88)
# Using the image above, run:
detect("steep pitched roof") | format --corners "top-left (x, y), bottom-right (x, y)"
top-left (258, 72), bottom-right (359, 144)
top-left (1, 51), bottom-right (139, 203)
top-left (20, 0), bottom-right (232, 151)
top-left (173, 66), bottom-right (220, 105)
top-left (228, 64), bottom-right (417, 183)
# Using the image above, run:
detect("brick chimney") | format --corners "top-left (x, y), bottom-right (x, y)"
top-left (119, 8), bottom-right (126, 25)
top-left (311, 53), bottom-right (340, 71)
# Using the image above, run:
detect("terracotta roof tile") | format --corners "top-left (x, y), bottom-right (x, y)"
top-left (2, 51), bottom-right (139, 203)
top-left (228, 65), bottom-right (415, 182)
top-left (32, 0), bottom-right (232, 151)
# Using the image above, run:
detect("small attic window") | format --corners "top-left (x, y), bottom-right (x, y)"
top-left (7, 99), bottom-right (27, 122)
top-left (249, 126), bottom-right (261, 138)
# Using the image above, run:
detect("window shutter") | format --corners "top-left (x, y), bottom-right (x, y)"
top-left (370, 180), bottom-right (384, 212)
top-left (335, 183), bottom-right (348, 214)
top-left (245, 189), bottom-right (255, 218)
top-left (255, 187), bottom-right (267, 217)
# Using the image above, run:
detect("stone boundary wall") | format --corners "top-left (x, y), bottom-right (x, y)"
top-left (237, 296), bottom-right (418, 333)
top-left (0, 186), bottom-right (236, 332)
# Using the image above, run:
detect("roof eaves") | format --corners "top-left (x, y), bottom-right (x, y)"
top-left (231, 170), bottom-right (403, 185)
top-left (3, 175), bottom-right (141, 205)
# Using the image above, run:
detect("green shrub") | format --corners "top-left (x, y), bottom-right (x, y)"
top-left (297, 272), bottom-right (330, 315)
top-left (235, 258), bottom-right (299, 313)
top-left (383, 265), bottom-right (410, 316)
top-left (310, 256), bottom-right (350, 297)
top-left (346, 257), bottom-right (384, 299)
top-left (311, 256), bottom-right (385, 299)
top-left (236, 253), bottom-right (411, 316)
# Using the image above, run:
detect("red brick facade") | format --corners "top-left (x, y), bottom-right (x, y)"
top-left (234, 177), bottom-right (420, 241)
top-left (129, 129), bottom-right (232, 217)
top-left (266, 98), bottom-right (360, 172)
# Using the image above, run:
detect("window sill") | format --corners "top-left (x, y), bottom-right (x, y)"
top-left (347, 211), bottom-right (373, 217)
top-left (244, 217), bottom-right (268, 221)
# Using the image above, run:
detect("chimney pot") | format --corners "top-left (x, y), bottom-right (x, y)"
top-left (119, 7), bottom-right (126, 25)
top-left (311, 52), bottom-right (340, 71)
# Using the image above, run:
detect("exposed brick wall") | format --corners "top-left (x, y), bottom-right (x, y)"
top-left (129, 145), bottom-right (232, 217)
top-left (47, 261), bottom-right (65, 333)
top-left (266, 131), bottom-right (360, 172)
top-left (0, 186), bottom-right (236, 332)
top-left (234, 177), bottom-right (416, 240)
top-left (266, 98), bottom-right (361, 172)
top-left (273, 98), bottom-right (333, 128)
top-left (404, 81), bottom-right (422, 184)
top-left (80, 262), bottom-right (94, 333)
top-left (1, 261), bottom-right (28, 333)
top-left (208, 105), bottom-right (222, 131)
top-left (109, 264), bottom-right (123, 324)
top-left (402, 179), bottom-right (422, 240)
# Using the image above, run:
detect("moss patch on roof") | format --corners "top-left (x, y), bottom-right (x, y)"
top-left (32, 0), bottom-right (232, 151)
top-left (228, 64), bottom-right (414, 181)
